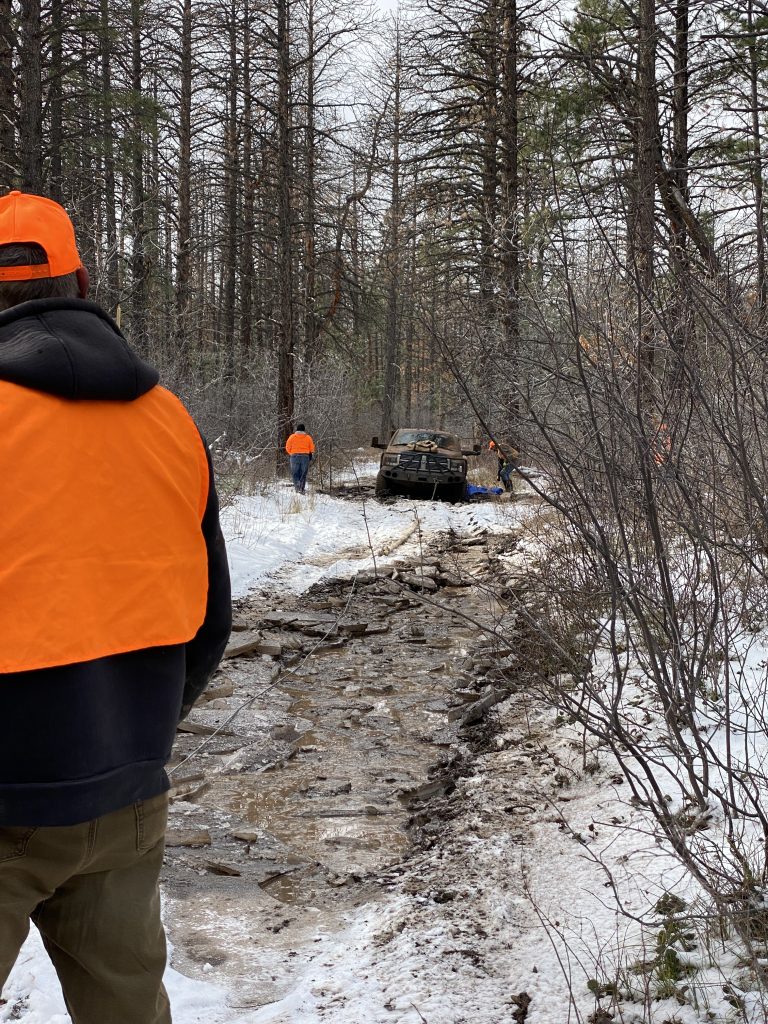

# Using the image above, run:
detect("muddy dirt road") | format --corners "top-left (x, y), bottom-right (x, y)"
top-left (162, 489), bottom-right (546, 1019)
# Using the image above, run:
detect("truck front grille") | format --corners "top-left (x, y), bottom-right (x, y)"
top-left (398, 453), bottom-right (451, 474)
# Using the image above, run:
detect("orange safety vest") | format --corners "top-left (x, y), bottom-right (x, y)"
top-left (285, 432), bottom-right (315, 455)
top-left (0, 382), bottom-right (210, 673)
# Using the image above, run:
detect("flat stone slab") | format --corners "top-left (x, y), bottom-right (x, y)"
top-left (166, 828), bottom-right (212, 848)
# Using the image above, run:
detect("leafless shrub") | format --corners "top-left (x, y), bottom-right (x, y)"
top-left (498, 258), bottom-right (768, 984)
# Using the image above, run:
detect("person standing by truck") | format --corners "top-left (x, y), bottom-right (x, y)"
top-left (286, 423), bottom-right (316, 494)
top-left (489, 439), bottom-right (520, 492)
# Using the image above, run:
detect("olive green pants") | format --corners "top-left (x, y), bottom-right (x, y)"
top-left (0, 793), bottom-right (171, 1024)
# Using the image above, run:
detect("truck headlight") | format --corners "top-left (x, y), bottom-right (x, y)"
top-left (382, 454), bottom-right (399, 467)
top-left (450, 460), bottom-right (465, 473)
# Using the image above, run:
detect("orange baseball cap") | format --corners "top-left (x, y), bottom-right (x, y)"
top-left (0, 190), bottom-right (82, 282)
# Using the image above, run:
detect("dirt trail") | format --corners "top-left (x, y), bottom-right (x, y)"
top-left (162, 497), bottom-right (537, 1014)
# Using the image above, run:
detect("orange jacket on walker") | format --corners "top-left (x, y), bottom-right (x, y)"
top-left (285, 431), bottom-right (315, 455)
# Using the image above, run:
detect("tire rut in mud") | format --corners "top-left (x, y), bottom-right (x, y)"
top-left (161, 522), bottom-right (528, 1008)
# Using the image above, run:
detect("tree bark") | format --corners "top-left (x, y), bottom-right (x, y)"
top-left (100, 0), bottom-right (119, 313)
top-left (380, 27), bottom-right (402, 442)
top-left (19, 0), bottom-right (43, 193)
top-left (747, 0), bottom-right (767, 314)
top-left (76, 6), bottom-right (96, 272)
top-left (500, 0), bottom-right (521, 419)
top-left (403, 171), bottom-right (418, 423)
top-left (0, 0), bottom-right (13, 189)
top-left (221, 0), bottom-right (239, 381)
top-left (667, 0), bottom-right (693, 361)
top-left (304, 0), bottom-right (319, 362)
top-left (670, 0), bottom-right (689, 262)
top-left (276, 0), bottom-right (295, 447)
top-left (48, 0), bottom-right (63, 200)
top-left (176, 0), bottom-right (193, 368)
top-left (634, 0), bottom-right (658, 390)
top-left (479, 5), bottom-right (498, 321)
top-left (240, 1), bottom-right (255, 357)
top-left (130, 0), bottom-right (147, 343)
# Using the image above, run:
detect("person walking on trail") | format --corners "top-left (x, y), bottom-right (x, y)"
top-left (0, 191), bottom-right (232, 1024)
top-left (285, 422), bottom-right (315, 494)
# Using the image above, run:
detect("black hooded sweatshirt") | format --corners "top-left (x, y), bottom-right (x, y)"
top-left (0, 298), bottom-right (232, 827)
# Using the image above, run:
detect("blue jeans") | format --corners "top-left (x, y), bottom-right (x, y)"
top-left (290, 454), bottom-right (311, 493)
top-left (500, 462), bottom-right (515, 490)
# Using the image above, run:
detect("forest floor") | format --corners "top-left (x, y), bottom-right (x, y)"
top-left (3, 462), bottom-right (748, 1024)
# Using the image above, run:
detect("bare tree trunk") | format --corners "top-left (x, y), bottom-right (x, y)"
top-left (501, 0), bottom-right (521, 419)
top-left (240, 2), bottom-right (255, 357)
top-left (479, 10), bottom-right (498, 321)
top-left (380, 28), bottom-right (402, 442)
top-left (634, 0), bottom-right (658, 392)
top-left (350, 161), bottom-right (361, 337)
top-left (48, 0), bottom-right (63, 200)
top-left (403, 174), bottom-right (418, 423)
top-left (76, 8), bottom-right (96, 273)
top-left (130, 0), bottom-right (147, 343)
top-left (304, 0), bottom-right (318, 362)
top-left (148, 71), bottom-right (162, 349)
top-left (222, 0), bottom-right (239, 381)
top-left (747, 0), bottom-right (767, 314)
top-left (19, 0), bottom-right (43, 193)
top-left (176, 0), bottom-right (193, 369)
top-left (100, 0), bottom-right (119, 313)
top-left (254, 126), bottom-right (271, 352)
top-left (277, 0), bottom-right (295, 447)
top-left (670, 0), bottom-right (689, 262)
top-left (668, 0), bottom-right (693, 362)
top-left (0, 0), bottom-right (13, 189)
top-left (428, 239), bottom-right (438, 416)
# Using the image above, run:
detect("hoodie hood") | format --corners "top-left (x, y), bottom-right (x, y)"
top-left (0, 298), bottom-right (159, 400)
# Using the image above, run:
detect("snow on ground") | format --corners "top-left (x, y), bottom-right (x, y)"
top-left (5, 722), bottom-right (737, 1024)
top-left (218, 696), bottom-right (752, 1024)
top-left (3, 471), bottom-right (531, 1024)
top-left (8, 463), bottom-right (762, 1023)
top-left (223, 481), bottom-right (518, 599)
top-left (2, 927), bottom-right (237, 1024)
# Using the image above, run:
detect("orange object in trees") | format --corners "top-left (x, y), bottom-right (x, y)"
top-left (0, 191), bottom-right (82, 282)
top-left (285, 432), bottom-right (315, 455)
top-left (652, 422), bottom-right (671, 466)
top-left (0, 382), bottom-right (210, 673)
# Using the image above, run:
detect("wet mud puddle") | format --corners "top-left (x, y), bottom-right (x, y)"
top-left (162, 529), bottom-right (514, 1008)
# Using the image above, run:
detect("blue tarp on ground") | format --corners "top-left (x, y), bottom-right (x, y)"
top-left (466, 483), bottom-right (504, 497)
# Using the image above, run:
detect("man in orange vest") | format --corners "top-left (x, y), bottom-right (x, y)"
top-left (285, 422), bottom-right (316, 494)
top-left (0, 192), bottom-right (231, 1023)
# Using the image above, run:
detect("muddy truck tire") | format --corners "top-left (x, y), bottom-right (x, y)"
top-left (444, 482), bottom-right (469, 504)
top-left (375, 473), bottom-right (393, 499)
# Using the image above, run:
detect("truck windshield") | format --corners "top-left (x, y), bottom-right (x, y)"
top-left (391, 429), bottom-right (460, 450)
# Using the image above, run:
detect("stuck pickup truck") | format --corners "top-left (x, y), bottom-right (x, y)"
top-left (372, 428), bottom-right (480, 502)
